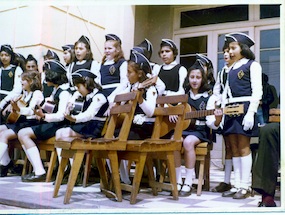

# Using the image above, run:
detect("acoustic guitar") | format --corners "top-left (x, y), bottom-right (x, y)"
top-left (160, 103), bottom-right (244, 137)
top-left (3, 96), bottom-right (27, 124)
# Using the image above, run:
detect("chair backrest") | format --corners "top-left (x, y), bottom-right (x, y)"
top-left (152, 94), bottom-right (188, 140)
top-left (104, 91), bottom-right (139, 141)
top-left (269, 108), bottom-right (280, 122)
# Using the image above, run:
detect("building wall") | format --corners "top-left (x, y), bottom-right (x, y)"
top-left (0, 4), bottom-right (135, 70)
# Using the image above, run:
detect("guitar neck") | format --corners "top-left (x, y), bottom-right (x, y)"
top-left (185, 109), bottom-right (214, 119)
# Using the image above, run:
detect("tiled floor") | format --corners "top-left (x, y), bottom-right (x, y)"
top-left (0, 164), bottom-right (282, 214)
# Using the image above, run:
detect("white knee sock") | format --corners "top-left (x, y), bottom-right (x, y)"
top-left (56, 148), bottom-right (62, 164)
top-left (232, 157), bottom-right (241, 189)
top-left (21, 145), bottom-right (34, 168)
top-left (119, 160), bottom-right (131, 184)
top-left (224, 159), bottom-right (232, 184)
top-left (0, 150), bottom-right (11, 166)
top-left (175, 167), bottom-right (183, 185)
top-left (240, 153), bottom-right (252, 189)
top-left (26, 146), bottom-right (46, 175)
top-left (0, 142), bottom-right (9, 165)
top-left (184, 167), bottom-right (194, 186)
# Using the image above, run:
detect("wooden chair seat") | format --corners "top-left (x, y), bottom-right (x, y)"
top-left (53, 91), bottom-right (139, 204)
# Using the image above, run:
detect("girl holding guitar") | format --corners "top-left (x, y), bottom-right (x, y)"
top-left (174, 60), bottom-right (223, 196)
top-left (0, 71), bottom-right (43, 177)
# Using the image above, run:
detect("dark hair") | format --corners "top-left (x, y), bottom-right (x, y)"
top-left (158, 44), bottom-right (178, 60)
top-left (26, 54), bottom-right (38, 65)
top-left (66, 49), bottom-right (76, 65)
top-left (45, 69), bottom-right (68, 85)
top-left (240, 43), bottom-right (255, 60)
top-left (72, 76), bottom-right (102, 92)
top-left (0, 49), bottom-right (15, 67)
top-left (21, 70), bottom-right (42, 91)
top-left (102, 40), bottom-right (125, 63)
top-left (14, 55), bottom-right (26, 71)
top-left (184, 62), bottom-right (209, 94)
top-left (74, 40), bottom-right (93, 61)
top-left (127, 60), bottom-right (148, 83)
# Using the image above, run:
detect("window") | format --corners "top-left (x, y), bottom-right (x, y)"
top-left (260, 5), bottom-right (280, 19)
top-left (180, 5), bottom-right (248, 28)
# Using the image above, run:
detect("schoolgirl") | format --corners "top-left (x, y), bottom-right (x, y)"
top-left (211, 42), bottom-right (235, 193)
top-left (196, 54), bottom-right (215, 91)
top-left (62, 44), bottom-right (75, 70)
top-left (44, 49), bottom-right (60, 61)
top-left (221, 32), bottom-right (262, 199)
top-left (17, 60), bottom-right (72, 182)
top-left (0, 44), bottom-right (23, 114)
top-left (157, 39), bottom-right (187, 97)
top-left (174, 61), bottom-right (223, 196)
top-left (25, 54), bottom-right (39, 72)
top-left (99, 34), bottom-right (128, 109)
top-left (0, 71), bottom-right (43, 177)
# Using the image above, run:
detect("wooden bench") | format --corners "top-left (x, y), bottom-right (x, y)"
top-left (52, 91), bottom-right (139, 204)
top-left (118, 94), bottom-right (188, 204)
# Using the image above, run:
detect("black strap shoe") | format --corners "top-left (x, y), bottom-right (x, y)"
top-left (21, 172), bottom-right (46, 182)
top-left (0, 160), bottom-right (14, 177)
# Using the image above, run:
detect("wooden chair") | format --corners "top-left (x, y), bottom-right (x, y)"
top-left (52, 91), bottom-right (139, 204)
top-left (8, 137), bottom-right (56, 182)
top-left (118, 94), bottom-right (188, 204)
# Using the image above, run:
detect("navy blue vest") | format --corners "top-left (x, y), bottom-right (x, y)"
top-left (82, 92), bottom-right (108, 117)
top-left (100, 58), bottom-right (125, 86)
top-left (0, 66), bottom-right (16, 100)
top-left (188, 94), bottom-right (209, 121)
top-left (228, 60), bottom-right (254, 97)
top-left (72, 60), bottom-right (92, 73)
top-left (158, 64), bottom-right (181, 92)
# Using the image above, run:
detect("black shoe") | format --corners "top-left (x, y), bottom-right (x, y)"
top-left (179, 184), bottom-right (192, 197)
top-left (222, 187), bottom-right (237, 197)
top-left (21, 172), bottom-right (46, 182)
top-left (258, 201), bottom-right (276, 207)
top-left (211, 182), bottom-right (232, 193)
top-left (9, 164), bottom-right (23, 176)
top-left (0, 160), bottom-right (14, 177)
top-left (233, 188), bottom-right (251, 199)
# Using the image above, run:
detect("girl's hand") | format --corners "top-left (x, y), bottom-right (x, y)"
top-left (34, 108), bottom-right (45, 119)
top-left (65, 102), bottom-right (74, 115)
top-left (64, 113), bottom-right (76, 123)
top-left (2, 104), bottom-right (12, 116)
top-left (104, 102), bottom-right (115, 116)
top-left (169, 115), bottom-right (178, 123)
top-left (214, 108), bottom-right (223, 126)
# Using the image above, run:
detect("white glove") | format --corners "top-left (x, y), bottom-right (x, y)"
top-left (133, 114), bottom-right (145, 125)
top-left (242, 111), bottom-right (254, 131)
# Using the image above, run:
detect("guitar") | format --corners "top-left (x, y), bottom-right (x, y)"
top-left (70, 98), bottom-right (84, 115)
top-left (41, 101), bottom-right (56, 113)
top-left (3, 96), bottom-right (27, 124)
top-left (137, 76), bottom-right (158, 90)
top-left (160, 103), bottom-right (244, 136)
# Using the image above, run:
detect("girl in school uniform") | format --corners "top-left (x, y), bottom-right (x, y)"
top-left (174, 61), bottom-right (223, 196)
top-left (55, 68), bottom-right (108, 140)
top-left (99, 34), bottom-right (128, 112)
top-left (17, 60), bottom-right (72, 182)
top-left (0, 71), bottom-right (43, 177)
top-left (0, 45), bottom-right (23, 115)
top-left (221, 32), bottom-right (262, 199)
top-left (62, 44), bottom-right (75, 71)
top-left (25, 54), bottom-right (39, 72)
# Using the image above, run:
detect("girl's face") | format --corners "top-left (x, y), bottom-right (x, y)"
top-left (0, 51), bottom-right (11, 67)
top-left (104, 41), bottom-right (117, 61)
top-left (223, 48), bottom-right (235, 66)
top-left (63, 50), bottom-right (72, 64)
top-left (26, 60), bottom-right (38, 71)
top-left (160, 46), bottom-right (174, 65)
top-left (228, 42), bottom-right (243, 61)
top-left (75, 83), bottom-right (89, 97)
top-left (21, 78), bottom-right (31, 92)
top-left (75, 42), bottom-right (88, 62)
top-left (189, 69), bottom-right (202, 93)
top-left (127, 64), bottom-right (139, 84)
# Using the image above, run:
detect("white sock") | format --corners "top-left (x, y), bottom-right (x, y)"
top-left (26, 146), bottom-right (46, 175)
top-left (56, 148), bottom-right (62, 164)
top-left (175, 167), bottom-right (183, 185)
top-left (119, 160), bottom-right (131, 184)
top-left (0, 142), bottom-right (9, 165)
top-left (232, 157), bottom-right (241, 189)
top-left (0, 150), bottom-right (11, 166)
top-left (240, 153), bottom-right (252, 189)
top-left (224, 159), bottom-right (232, 184)
top-left (184, 168), bottom-right (194, 186)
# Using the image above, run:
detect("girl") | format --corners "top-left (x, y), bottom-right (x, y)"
top-left (56, 68), bottom-right (108, 141)
top-left (221, 32), bottom-right (262, 199)
top-left (0, 71), bottom-right (43, 177)
top-left (174, 61), bottom-right (223, 196)
top-left (211, 42), bottom-right (235, 193)
top-left (0, 44), bottom-right (23, 114)
top-left (17, 60), bottom-right (72, 182)
top-left (25, 54), bottom-right (39, 72)
top-left (62, 44), bottom-right (75, 69)
top-left (196, 54), bottom-right (215, 91)
top-left (99, 34), bottom-right (128, 112)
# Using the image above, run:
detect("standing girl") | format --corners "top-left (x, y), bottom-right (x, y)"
top-left (0, 71), bottom-right (43, 177)
top-left (62, 44), bottom-right (75, 77)
top-left (18, 60), bottom-right (72, 182)
top-left (0, 45), bottom-right (23, 114)
top-left (174, 61), bottom-right (222, 196)
top-left (221, 32), bottom-right (262, 199)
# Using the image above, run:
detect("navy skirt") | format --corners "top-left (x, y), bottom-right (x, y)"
top-left (6, 116), bottom-right (41, 133)
top-left (223, 102), bottom-right (259, 137)
top-left (69, 120), bottom-right (105, 138)
top-left (182, 125), bottom-right (210, 143)
top-left (32, 121), bottom-right (68, 140)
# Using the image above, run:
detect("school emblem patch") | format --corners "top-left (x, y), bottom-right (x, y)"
top-left (109, 65), bottom-right (116, 75)
top-left (237, 70), bottom-right (244, 79)
top-left (8, 71), bottom-right (14, 78)
top-left (199, 101), bottom-right (206, 110)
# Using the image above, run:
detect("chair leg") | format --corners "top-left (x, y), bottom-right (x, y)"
top-left (204, 152), bottom-right (210, 191)
top-left (130, 152), bottom-right (147, 204)
top-left (108, 151), bottom-right (122, 202)
top-left (53, 155), bottom-right (69, 198)
top-left (197, 158), bottom-right (205, 196)
top-left (96, 158), bottom-right (109, 191)
top-left (166, 152), bottom-right (178, 200)
top-left (145, 156), bottom-right (157, 196)
top-left (46, 150), bottom-right (57, 182)
top-left (83, 150), bottom-right (92, 187)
